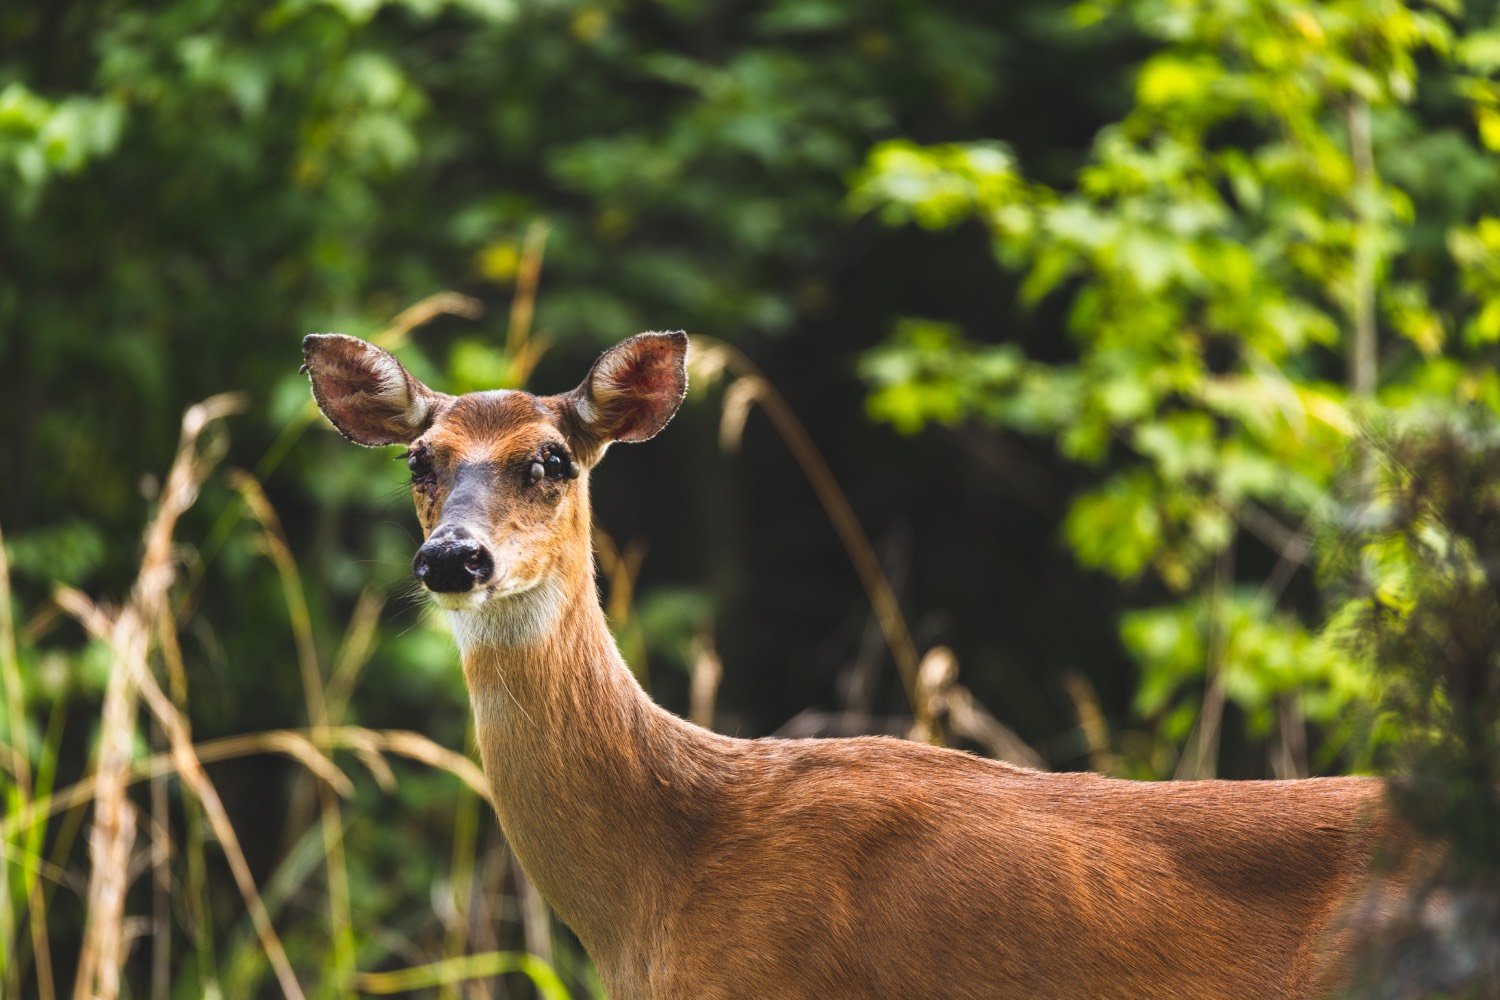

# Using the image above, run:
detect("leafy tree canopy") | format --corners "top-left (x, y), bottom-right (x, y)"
top-left (852, 0), bottom-right (1500, 774)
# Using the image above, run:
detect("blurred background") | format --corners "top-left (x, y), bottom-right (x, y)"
top-left (4, 0), bottom-right (1500, 996)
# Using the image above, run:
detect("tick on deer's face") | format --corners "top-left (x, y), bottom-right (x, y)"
top-left (402, 395), bottom-right (585, 610)
top-left (304, 329), bottom-right (689, 620)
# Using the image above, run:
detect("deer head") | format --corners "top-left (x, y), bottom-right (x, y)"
top-left (303, 330), bottom-right (688, 646)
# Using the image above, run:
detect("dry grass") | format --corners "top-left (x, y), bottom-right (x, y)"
top-left (0, 285), bottom-right (583, 998)
top-left (59, 393), bottom-right (305, 1000)
top-left (687, 337), bottom-right (925, 714)
top-left (687, 335), bottom-right (1041, 763)
top-left (0, 253), bottom-right (1051, 998)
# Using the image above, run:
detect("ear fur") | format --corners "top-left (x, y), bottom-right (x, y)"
top-left (569, 331), bottom-right (689, 447)
top-left (303, 333), bottom-right (449, 446)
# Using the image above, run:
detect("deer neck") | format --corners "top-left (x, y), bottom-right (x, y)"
top-left (448, 521), bottom-right (728, 957)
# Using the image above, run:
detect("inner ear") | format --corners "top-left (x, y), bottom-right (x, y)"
top-left (304, 334), bottom-right (451, 447)
top-left (568, 331), bottom-right (689, 447)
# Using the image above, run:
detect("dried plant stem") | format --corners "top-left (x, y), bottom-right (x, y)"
top-left (1063, 672), bottom-right (1113, 776)
top-left (54, 394), bottom-right (310, 1000)
top-left (440, 775), bottom-right (481, 1000)
top-left (3, 726), bottom-right (490, 842)
top-left (1175, 547), bottom-right (1234, 780)
top-left (691, 337), bottom-right (921, 711)
top-left (62, 589), bottom-right (307, 1000)
top-left (149, 720), bottom-right (171, 1000)
top-left (470, 833), bottom-right (511, 999)
top-left (507, 220), bottom-right (550, 359)
top-left (1272, 694), bottom-right (1310, 781)
top-left (376, 291), bottom-right (486, 353)
top-left (231, 471), bottom-right (356, 995)
top-left (151, 602), bottom-right (218, 992)
top-left (594, 526), bottom-right (650, 688)
top-left (69, 394), bottom-right (242, 1000)
top-left (325, 585), bottom-right (386, 723)
top-left (906, 648), bottom-right (1044, 766)
top-left (689, 632), bottom-right (723, 731)
top-left (71, 616), bottom-right (139, 1000)
top-left (358, 951), bottom-right (569, 999)
top-left (0, 836), bottom-right (70, 887)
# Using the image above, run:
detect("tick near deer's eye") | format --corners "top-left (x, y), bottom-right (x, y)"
top-left (405, 448), bottom-right (435, 486)
top-left (530, 448), bottom-right (581, 485)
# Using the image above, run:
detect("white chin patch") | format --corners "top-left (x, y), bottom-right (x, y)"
top-left (429, 590), bottom-right (489, 612)
top-left (441, 579), bottom-right (566, 652)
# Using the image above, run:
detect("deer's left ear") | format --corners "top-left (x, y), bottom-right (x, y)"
top-left (567, 331), bottom-right (688, 447)
top-left (303, 334), bottom-right (451, 446)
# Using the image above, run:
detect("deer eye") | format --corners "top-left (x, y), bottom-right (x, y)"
top-left (405, 449), bottom-right (435, 484)
top-left (530, 447), bottom-right (579, 484)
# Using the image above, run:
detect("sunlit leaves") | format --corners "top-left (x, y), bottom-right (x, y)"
top-left (849, 140), bottom-right (1025, 232)
top-left (1456, 27), bottom-right (1500, 149)
top-left (1123, 593), bottom-right (1373, 737)
top-left (853, 0), bottom-right (1498, 771)
top-left (1065, 471), bottom-right (1165, 583)
top-left (1449, 218), bottom-right (1500, 344)
top-left (1136, 53), bottom-right (1223, 110)
top-left (859, 320), bottom-right (1027, 435)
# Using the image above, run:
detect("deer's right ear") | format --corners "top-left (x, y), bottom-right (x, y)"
top-left (302, 334), bottom-right (449, 446)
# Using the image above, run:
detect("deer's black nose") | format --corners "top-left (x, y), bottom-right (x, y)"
top-left (413, 532), bottom-right (493, 593)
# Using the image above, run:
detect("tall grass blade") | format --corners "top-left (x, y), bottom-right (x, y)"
top-left (231, 471), bottom-right (356, 997)
top-left (687, 337), bottom-right (923, 712)
top-left (0, 517), bottom-right (55, 999)
top-left (358, 951), bottom-right (571, 1000)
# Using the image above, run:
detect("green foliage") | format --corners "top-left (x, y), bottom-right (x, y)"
top-left (11, 0), bottom-right (1500, 992)
top-left (0, 83), bottom-right (124, 213)
top-left (2, 0), bottom-right (1041, 994)
top-left (1332, 419), bottom-right (1500, 871)
top-left (1326, 417), bottom-right (1500, 996)
top-left (1123, 592), bottom-right (1374, 740)
top-left (853, 0), bottom-right (1500, 773)
top-left (860, 319), bottom-right (1029, 434)
top-left (1449, 217), bottom-right (1500, 344)
top-left (636, 586), bottom-right (715, 675)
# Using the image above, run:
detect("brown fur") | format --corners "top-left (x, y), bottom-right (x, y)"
top-left (304, 332), bottom-right (1396, 1000)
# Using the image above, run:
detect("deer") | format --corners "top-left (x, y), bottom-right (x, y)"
top-left (303, 329), bottom-right (1402, 999)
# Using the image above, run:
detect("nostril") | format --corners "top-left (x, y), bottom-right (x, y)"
top-left (462, 547), bottom-right (493, 583)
